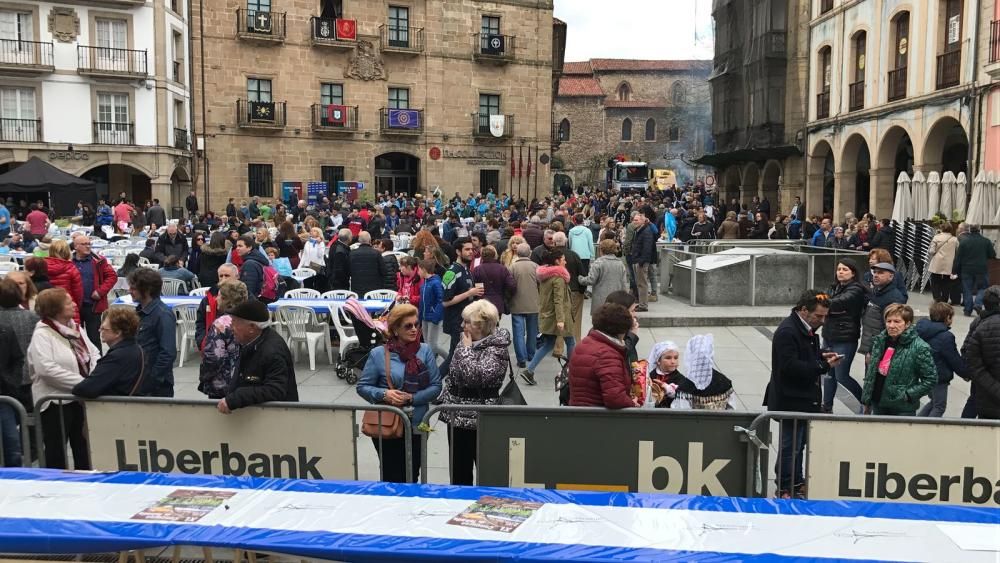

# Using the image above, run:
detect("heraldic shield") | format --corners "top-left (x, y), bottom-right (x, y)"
top-left (489, 114), bottom-right (506, 138)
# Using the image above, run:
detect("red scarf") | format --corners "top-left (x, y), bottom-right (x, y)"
top-left (43, 319), bottom-right (92, 377)
top-left (386, 337), bottom-right (429, 394)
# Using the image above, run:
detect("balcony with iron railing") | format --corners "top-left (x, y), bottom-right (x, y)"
top-left (237, 99), bottom-right (286, 128)
top-left (379, 25), bottom-right (423, 53)
top-left (93, 122), bottom-right (135, 145)
top-left (0, 118), bottom-right (41, 142)
top-left (77, 46), bottom-right (147, 78)
top-left (848, 80), bottom-right (864, 112)
top-left (0, 40), bottom-right (54, 73)
top-left (936, 48), bottom-right (961, 90)
top-left (173, 127), bottom-right (189, 149)
top-left (989, 20), bottom-right (1000, 79)
top-left (816, 91), bottom-right (830, 120)
top-left (310, 17), bottom-right (355, 48)
top-left (236, 9), bottom-right (286, 43)
top-left (311, 104), bottom-right (359, 131)
top-left (379, 107), bottom-right (423, 134)
top-left (887, 67), bottom-right (907, 102)
top-left (474, 34), bottom-right (515, 62)
top-left (473, 113), bottom-right (514, 138)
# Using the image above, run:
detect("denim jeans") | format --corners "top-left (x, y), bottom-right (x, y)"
top-left (511, 313), bottom-right (538, 364)
top-left (962, 273), bottom-right (989, 314)
top-left (918, 383), bottom-right (949, 417)
top-left (527, 334), bottom-right (575, 373)
top-left (776, 419), bottom-right (807, 491)
top-left (0, 402), bottom-right (22, 467)
top-left (822, 340), bottom-right (862, 410)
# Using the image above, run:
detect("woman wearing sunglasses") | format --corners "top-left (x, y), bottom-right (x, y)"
top-left (357, 304), bottom-right (441, 483)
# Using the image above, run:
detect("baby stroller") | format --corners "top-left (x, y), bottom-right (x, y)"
top-left (334, 298), bottom-right (390, 384)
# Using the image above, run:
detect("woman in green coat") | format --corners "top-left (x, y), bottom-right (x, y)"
top-left (862, 303), bottom-right (937, 415)
top-left (520, 248), bottom-right (575, 386)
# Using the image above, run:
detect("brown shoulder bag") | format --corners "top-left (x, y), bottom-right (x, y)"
top-left (361, 347), bottom-right (405, 439)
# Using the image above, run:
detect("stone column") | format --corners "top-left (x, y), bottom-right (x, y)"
top-left (151, 178), bottom-right (173, 213)
top-left (834, 171), bottom-right (856, 223)
top-left (870, 167), bottom-right (896, 218)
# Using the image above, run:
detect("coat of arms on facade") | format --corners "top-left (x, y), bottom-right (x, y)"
top-left (48, 7), bottom-right (80, 43)
top-left (345, 40), bottom-right (387, 81)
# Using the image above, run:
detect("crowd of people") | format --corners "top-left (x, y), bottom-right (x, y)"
top-left (0, 183), bottom-right (998, 497)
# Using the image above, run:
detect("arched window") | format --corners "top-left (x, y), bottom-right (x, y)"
top-left (558, 118), bottom-right (570, 141)
top-left (616, 82), bottom-right (632, 102)
top-left (817, 46), bottom-right (832, 118)
top-left (671, 81), bottom-right (686, 104)
top-left (621, 118), bottom-right (632, 141)
top-left (645, 118), bottom-right (656, 141)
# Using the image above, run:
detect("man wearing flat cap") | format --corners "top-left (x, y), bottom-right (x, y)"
top-left (217, 300), bottom-right (298, 414)
top-left (858, 262), bottom-right (905, 363)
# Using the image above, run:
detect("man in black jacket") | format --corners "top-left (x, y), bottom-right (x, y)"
top-left (628, 213), bottom-right (655, 312)
top-left (155, 223), bottom-right (189, 264)
top-left (765, 290), bottom-right (841, 498)
top-left (961, 286), bottom-right (1000, 420)
top-left (218, 300), bottom-right (298, 414)
top-left (349, 231), bottom-right (386, 298)
top-left (954, 223), bottom-right (996, 316)
top-left (326, 228), bottom-right (352, 291)
top-left (184, 191), bottom-right (198, 220)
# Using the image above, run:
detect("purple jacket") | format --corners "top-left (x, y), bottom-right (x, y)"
top-left (472, 261), bottom-right (517, 315)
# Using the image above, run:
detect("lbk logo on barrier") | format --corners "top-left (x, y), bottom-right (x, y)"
top-left (84, 401), bottom-right (356, 480)
top-left (477, 410), bottom-right (762, 496)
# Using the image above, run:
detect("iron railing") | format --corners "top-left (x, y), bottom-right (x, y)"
top-left (379, 25), bottom-right (423, 52)
top-left (991, 20), bottom-right (1000, 63)
top-left (816, 91), bottom-right (830, 119)
top-left (848, 80), bottom-right (864, 112)
top-left (237, 99), bottom-right (286, 127)
top-left (77, 46), bottom-right (148, 76)
top-left (936, 49), bottom-right (961, 90)
top-left (473, 113), bottom-right (514, 137)
top-left (0, 118), bottom-right (41, 142)
top-left (93, 121), bottom-right (135, 145)
top-left (0, 39), bottom-right (53, 68)
top-left (379, 107), bottom-right (423, 133)
top-left (474, 33), bottom-right (515, 60)
top-left (312, 104), bottom-right (359, 130)
top-left (236, 9), bottom-right (286, 40)
top-left (173, 127), bottom-right (189, 149)
top-left (887, 67), bottom-right (907, 101)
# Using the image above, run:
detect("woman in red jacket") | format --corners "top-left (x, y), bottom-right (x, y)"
top-left (44, 240), bottom-right (83, 324)
top-left (568, 303), bottom-right (636, 409)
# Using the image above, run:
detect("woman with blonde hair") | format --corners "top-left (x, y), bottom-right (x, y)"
top-left (5, 270), bottom-right (38, 310)
top-left (500, 235), bottom-right (526, 267)
top-left (356, 304), bottom-right (441, 482)
top-left (410, 229), bottom-right (438, 259)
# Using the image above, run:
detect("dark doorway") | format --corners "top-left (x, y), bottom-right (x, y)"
top-left (822, 152), bottom-right (835, 215)
top-left (893, 133), bottom-right (914, 198)
top-left (941, 127), bottom-right (969, 177)
top-left (374, 152), bottom-right (419, 196)
top-left (856, 143), bottom-right (871, 216)
top-left (479, 169), bottom-right (499, 195)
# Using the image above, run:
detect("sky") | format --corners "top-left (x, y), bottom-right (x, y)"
top-left (554, 0), bottom-right (714, 62)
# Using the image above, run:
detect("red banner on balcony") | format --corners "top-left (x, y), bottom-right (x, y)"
top-left (326, 104), bottom-right (348, 125)
top-left (335, 19), bottom-right (357, 40)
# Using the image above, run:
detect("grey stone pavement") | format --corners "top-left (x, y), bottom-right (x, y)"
top-left (166, 289), bottom-right (974, 486)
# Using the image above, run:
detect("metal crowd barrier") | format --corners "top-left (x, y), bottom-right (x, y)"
top-left (33, 394), bottom-right (415, 483)
top-left (744, 411), bottom-right (1000, 499)
top-left (0, 396), bottom-right (30, 468)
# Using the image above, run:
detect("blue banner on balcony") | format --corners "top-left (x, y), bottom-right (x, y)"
top-left (387, 109), bottom-right (420, 129)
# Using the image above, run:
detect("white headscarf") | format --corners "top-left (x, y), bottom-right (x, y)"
top-left (647, 341), bottom-right (680, 374)
top-left (683, 334), bottom-right (715, 390)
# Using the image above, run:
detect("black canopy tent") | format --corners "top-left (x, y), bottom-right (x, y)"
top-left (0, 157), bottom-right (96, 216)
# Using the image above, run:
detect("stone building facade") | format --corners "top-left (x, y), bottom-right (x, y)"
top-left (551, 59), bottom-right (711, 191)
top-left (191, 0), bottom-right (559, 211)
top-left (0, 0), bottom-right (192, 214)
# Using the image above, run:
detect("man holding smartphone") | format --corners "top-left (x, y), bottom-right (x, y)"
top-left (765, 290), bottom-right (842, 499)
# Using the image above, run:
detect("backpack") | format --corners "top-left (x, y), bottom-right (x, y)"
top-left (261, 265), bottom-right (280, 301)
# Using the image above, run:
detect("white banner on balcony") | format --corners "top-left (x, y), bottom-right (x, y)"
top-left (489, 114), bottom-right (506, 138)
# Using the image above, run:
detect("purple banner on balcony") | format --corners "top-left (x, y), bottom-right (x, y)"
top-left (387, 109), bottom-right (420, 129)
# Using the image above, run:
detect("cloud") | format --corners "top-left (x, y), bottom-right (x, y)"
top-left (555, 0), bottom-right (714, 61)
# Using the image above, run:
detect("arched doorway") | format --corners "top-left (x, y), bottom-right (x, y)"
top-left (742, 163), bottom-right (760, 204)
top-left (723, 166), bottom-right (741, 206)
top-left (375, 152), bottom-right (419, 196)
top-left (82, 164), bottom-right (152, 207)
top-left (761, 160), bottom-right (781, 217)
top-left (553, 173), bottom-right (573, 196)
top-left (841, 134), bottom-right (871, 217)
top-left (808, 140), bottom-right (835, 217)
top-left (922, 117), bottom-right (969, 176)
top-left (855, 144), bottom-right (871, 216)
top-left (873, 126), bottom-right (914, 217)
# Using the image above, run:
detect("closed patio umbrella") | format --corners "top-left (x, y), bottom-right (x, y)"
top-left (941, 171), bottom-right (956, 222)
top-left (967, 170), bottom-right (987, 225)
top-left (911, 171), bottom-right (927, 223)
top-left (955, 172), bottom-right (968, 221)
top-left (926, 171), bottom-right (940, 220)
top-left (891, 171), bottom-right (912, 223)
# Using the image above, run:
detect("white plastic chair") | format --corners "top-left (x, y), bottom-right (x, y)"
top-left (189, 286), bottom-right (211, 297)
top-left (98, 248), bottom-right (123, 259)
top-left (140, 263), bottom-right (159, 270)
top-left (112, 239), bottom-right (132, 247)
top-left (292, 268), bottom-right (316, 280)
top-left (174, 304), bottom-right (199, 368)
top-left (161, 278), bottom-right (186, 296)
top-left (330, 302), bottom-right (359, 366)
top-left (321, 290), bottom-right (357, 300)
top-left (0, 255), bottom-right (14, 263)
top-left (364, 289), bottom-right (397, 301)
top-left (0, 262), bottom-right (22, 274)
top-left (284, 288), bottom-right (321, 299)
top-left (275, 305), bottom-right (332, 371)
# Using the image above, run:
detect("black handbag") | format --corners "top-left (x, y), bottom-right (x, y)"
top-left (499, 356), bottom-right (526, 405)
